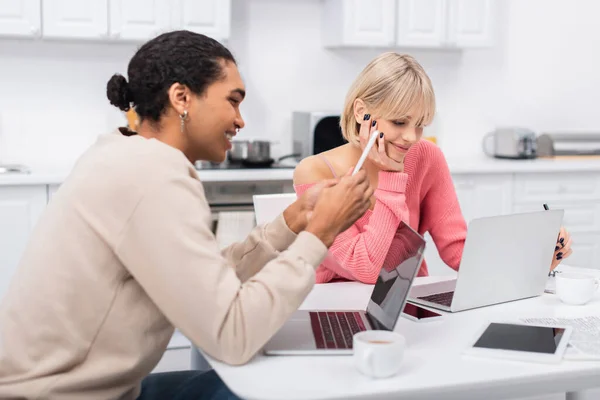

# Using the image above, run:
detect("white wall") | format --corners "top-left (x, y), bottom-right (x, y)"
top-left (0, 0), bottom-right (599, 168)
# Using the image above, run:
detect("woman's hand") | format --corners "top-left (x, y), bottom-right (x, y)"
top-left (550, 227), bottom-right (573, 271)
top-left (358, 115), bottom-right (404, 172)
top-left (305, 168), bottom-right (373, 247)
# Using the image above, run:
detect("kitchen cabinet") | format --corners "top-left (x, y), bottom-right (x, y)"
top-left (452, 173), bottom-right (513, 224)
top-left (0, 0), bottom-right (41, 37)
top-left (0, 185), bottom-right (47, 303)
top-left (172, 0), bottom-right (231, 42)
top-left (396, 0), bottom-right (446, 47)
top-left (109, 0), bottom-right (230, 42)
top-left (108, 0), bottom-right (171, 41)
top-left (423, 173), bottom-right (514, 277)
top-left (425, 171), bottom-right (600, 275)
top-left (47, 184), bottom-right (60, 201)
top-left (322, 0), bottom-right (397, 47)
top-left (447, 0), bottom-right (495, 48)
top-left (42, 0), bottom-right (108, 39)
top-left (4, 0), bottom-right (231, 42)
top-left (323, 0), bottom-right (496, 49)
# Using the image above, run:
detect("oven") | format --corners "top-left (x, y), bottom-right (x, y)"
top-left (203, 180), bottom-right (294, 236)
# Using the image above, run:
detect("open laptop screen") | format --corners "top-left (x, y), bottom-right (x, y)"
top-left (365, 221), bottom-right (426, 330)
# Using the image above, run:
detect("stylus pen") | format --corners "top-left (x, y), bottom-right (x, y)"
top-left (352, 130), bottom-right (380, 176)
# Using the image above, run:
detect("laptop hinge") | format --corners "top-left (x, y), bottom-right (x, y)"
top-left (365, 312), bottom-right (391, 331)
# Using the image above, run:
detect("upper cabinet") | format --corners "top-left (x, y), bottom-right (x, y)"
top-left (0, 0), bottom-right (231, 42)
top-left (447, 0), bottom-right (494, 47)
top-left (42, 0), bottom-right (108, 39)
top-left (323, 0), bottom-right (496, 49)
top-left (396, 0), bottom-right (446, 47)
top-left (109, 0), bottom-right (171, 41)
top-left (172, 0), bottom-right (231, 42)
top-left (322, 0), bottom-right (396, 47)
top-left (0, 0), bottom-right (41, 37)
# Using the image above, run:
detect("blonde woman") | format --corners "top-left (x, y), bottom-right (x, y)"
top-left (294, 52), bottom-right (572, 284)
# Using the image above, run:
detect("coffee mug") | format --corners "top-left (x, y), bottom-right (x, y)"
top-left (555, 272), bottom-right (599, 305)
top-left (353, 330), bottom-right (405, 379)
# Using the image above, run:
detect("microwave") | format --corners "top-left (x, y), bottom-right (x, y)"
top-left (292, 111), bottom-right (347, 160)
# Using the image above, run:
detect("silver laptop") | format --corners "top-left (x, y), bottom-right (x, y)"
top-left (263, 221), bottom-right (426, 355)
top-left (408, 210), bottom-right (564, 313)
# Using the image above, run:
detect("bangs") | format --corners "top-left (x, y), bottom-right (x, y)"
top-left (370, 70), bottom-right (435, 127)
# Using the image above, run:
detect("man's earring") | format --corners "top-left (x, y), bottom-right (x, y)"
top-left (180, 110), bottom-right (188, 133)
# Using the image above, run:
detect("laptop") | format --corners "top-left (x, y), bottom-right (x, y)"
top-left (408, 210), bottom-right (564, 313)
top-left (263, 221), bottom-right (426, 355)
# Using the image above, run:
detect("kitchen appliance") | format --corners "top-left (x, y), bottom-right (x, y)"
top-left (227, 140), bottom-right (299, 167)
top-left (482, 127), bottom-right (537, 159)
top-left (203, 179), bottom-right (294, 234)
top-left (228, 139), bottom-right (272, 164)
top-left (536, 132), bottom-right (600, 157)
top-left (292, 111), bottom-right (347, 160)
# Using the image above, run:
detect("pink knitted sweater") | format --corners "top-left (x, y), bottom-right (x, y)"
top-left (294, 140), bottom-right (467, 284)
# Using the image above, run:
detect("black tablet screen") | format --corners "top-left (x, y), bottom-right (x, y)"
top-left (473, 323), bottom-right (566, 354)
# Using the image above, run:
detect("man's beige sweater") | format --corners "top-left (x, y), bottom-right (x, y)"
top-left (0, 131), bottom-right (327, 399)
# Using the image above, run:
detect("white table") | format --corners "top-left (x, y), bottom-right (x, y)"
top-left (205, 267), bottom-right (600, 400)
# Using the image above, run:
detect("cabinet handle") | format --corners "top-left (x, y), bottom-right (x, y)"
top-left (456, 180), bottom-right (475, 188)
top-left (558, 185), bottom-right (567, 194)
top-left (30, 26), bottom-right (40, 35)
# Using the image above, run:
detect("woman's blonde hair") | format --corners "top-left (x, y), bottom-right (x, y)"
top-left (340, 52), bottom-right (435, 146)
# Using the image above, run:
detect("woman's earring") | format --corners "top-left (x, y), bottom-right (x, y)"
top-left (180, 110), bottom-right (188, 133)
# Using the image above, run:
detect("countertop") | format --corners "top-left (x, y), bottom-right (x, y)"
top-left (3, 156), bottom-right (600, 186)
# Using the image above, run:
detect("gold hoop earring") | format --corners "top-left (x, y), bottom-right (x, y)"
top-left (180, 110), bottom-right (188, 133)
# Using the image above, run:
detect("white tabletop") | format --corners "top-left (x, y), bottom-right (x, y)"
top-left (205, 267), bottom-right (600, 400)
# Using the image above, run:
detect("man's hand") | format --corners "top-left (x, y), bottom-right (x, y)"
top-left (283, 179), bottom-right (339, 234)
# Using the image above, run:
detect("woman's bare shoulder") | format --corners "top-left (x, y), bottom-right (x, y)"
top-left (293, 155), bottom-right (333, 185)
top-left (293, 145), bottom-right (355, 185)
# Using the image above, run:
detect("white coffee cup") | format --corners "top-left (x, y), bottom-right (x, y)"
top-left (353, 330), bottom-right (405, 379)
top-left (555, 272), bottom-right (599, 305)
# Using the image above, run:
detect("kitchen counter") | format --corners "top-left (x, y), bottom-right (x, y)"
top-left (0, 167), bottom-right (297, 186)
top-left (445, 155), bottom-right (600, 174)
top-left (3, 156), bottom-right (600, 186)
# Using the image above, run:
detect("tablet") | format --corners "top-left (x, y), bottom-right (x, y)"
top-left (464, 321), bottom-right (573, 364)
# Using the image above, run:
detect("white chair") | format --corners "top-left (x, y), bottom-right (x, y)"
top-left (252, 193), bottom-right (297, 225)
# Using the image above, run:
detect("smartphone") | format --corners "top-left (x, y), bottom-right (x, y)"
top-left (401, 302), bottom-right (444, 322)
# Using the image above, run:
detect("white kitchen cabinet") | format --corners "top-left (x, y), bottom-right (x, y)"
top-left (108, 0), bottom-right (171, 41)
top-left (0, 185), bottom-right (47, 302)
top-left (447, 0), bottom-right (495, 48)
top-left (396, 0), bottom-right (446, 47)
top-left (47, 184), bottom-right (60, 201)
top-left (109, 0), bottom-right (231, 42)
top-left (452, 173), bottom-right (513, 224)
top-left (323, 0), bottom-right (496, 49)
top-left (173, 0), bottom-right (231, 42)
top-left (423, 173), bottom-right (513, 276)
top-left (322, 0), bottom-right (396, 47)
top-left (0, 0), bottom-right (41, 37)
top-left (42, 0), bottom-right (108, 39)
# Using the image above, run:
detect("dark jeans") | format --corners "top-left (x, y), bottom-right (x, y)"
top-left (138, 370), bottom-right (241, 400)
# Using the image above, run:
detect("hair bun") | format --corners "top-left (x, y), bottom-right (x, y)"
top-left (106, 73), bottom-right (132, 111)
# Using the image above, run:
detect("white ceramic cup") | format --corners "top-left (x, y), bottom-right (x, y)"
top-left (353, 330), bottom-right (405, 379)
top-left (555, 272), bottom-right (599, 305)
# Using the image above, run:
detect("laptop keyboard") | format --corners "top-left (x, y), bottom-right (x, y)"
top-left (417, 291), bottom-right (455, 307)
top-left (309, 311), bottom-right (367, 349)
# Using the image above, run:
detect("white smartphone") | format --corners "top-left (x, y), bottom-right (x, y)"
top-left (401, 303), bottom-right (444, 322)
top-left (352, 130), bottom-right (379, 175)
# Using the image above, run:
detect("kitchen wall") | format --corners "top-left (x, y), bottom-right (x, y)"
top-left (0, 0), bottom-right (599, 169)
